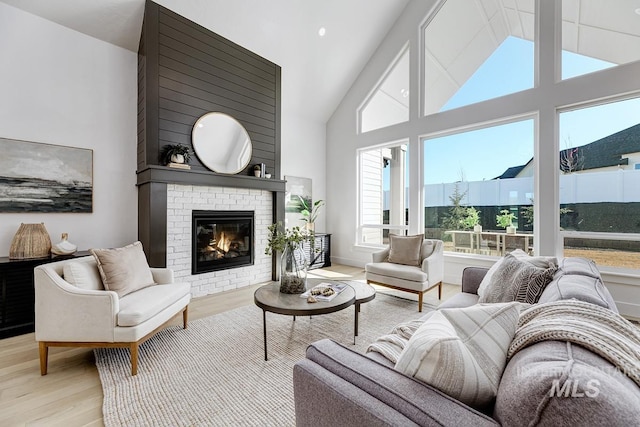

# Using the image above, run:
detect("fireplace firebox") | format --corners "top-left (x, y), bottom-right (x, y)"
top-left (192, 210), bottom-right (254, 274)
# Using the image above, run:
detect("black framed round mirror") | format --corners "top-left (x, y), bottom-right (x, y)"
top-left (192, 112), bottom-right (252, 174)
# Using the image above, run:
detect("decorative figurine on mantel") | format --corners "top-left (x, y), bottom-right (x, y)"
top-left (51, 233), bottom-right (78, 256)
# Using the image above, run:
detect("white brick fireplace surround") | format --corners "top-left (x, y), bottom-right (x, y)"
top-left (166, 184), bottom-right (272, 297)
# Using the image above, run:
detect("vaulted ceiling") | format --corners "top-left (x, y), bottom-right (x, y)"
top-left (5, 1), bottom-right (638, 125)
top-left (0, 0), bottom-right (411, 122)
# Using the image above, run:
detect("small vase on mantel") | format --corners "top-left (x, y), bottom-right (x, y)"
top-left (51, 233), bottom-right (78, 256)
top-left (170, 153), bottom-right (185, 164)
top-left (279, 243), bottom-right (307, 294)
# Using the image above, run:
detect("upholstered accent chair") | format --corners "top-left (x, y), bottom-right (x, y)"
top-left (365, 239), bottom-right (444, 312)
top-left (34, 255), bottom-right (191, 376)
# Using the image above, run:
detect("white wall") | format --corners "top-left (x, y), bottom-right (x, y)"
top-left (0, 2), bottom-right (328, 258)
top-left (327, 0), bottom-right (640, 266)
top-left (0, 3), bottom-right (138, 256)
top-left (325, 0), bottom-right (640, 317)
top-left (280, 107), bottom-right (327, 232)
top-left (326, 0), bottom-right (437, 266)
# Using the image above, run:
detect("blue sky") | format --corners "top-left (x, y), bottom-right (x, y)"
top-left (421, 36), bottom-right (639, 185)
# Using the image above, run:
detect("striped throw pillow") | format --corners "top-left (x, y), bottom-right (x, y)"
top-left (479, 253), bottom-right (557, 304)
top-left (394, 302), bottom-right (521, 408)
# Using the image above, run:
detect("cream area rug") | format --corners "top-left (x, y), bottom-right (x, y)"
top-left (95, 291), bottom-right (429, 427)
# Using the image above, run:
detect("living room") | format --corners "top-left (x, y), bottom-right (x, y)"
top-left (1, 0), bottom-right (640, 425)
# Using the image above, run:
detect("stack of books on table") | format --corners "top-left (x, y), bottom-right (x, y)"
top-left (301, 282), bottom-right (348, 302)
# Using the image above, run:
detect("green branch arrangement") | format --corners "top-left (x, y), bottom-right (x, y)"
top-left (264, 223), bottom-right (312, 255)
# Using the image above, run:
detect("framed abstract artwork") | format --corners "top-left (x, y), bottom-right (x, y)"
top-left (0, 138), bottom-right (93, 213)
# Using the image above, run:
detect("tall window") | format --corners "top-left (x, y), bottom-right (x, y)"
top-left (358, 142), bottom-right (408, 245)
top-left (423, 119), bottom-right (535, 255)
top-left (348, 0), bottom-right (640, 280)
top-left (423, 0), bottom-right (534, 115)
top-left (558, 97), bottom-right (640, 269)
top-left (359, 47), bottom-right (409, 133)
top-left (562, 0), bottom-right (640, 80)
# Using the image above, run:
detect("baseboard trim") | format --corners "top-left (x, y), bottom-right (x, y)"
top-left (615, 301), bottom-right (640, 321)
top-left (330, 256), bottom-right (365, 268)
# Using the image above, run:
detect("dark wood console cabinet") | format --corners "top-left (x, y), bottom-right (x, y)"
top-left (0, 252), bottom-right (89, 339)
top-left (303, 233), bottom-right (331, 270)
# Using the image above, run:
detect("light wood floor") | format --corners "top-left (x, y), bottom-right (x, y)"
top-left (0, 265), bottom-right (459, 426)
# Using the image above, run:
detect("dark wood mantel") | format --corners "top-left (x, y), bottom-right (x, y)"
top-left (137, 165), bottom-right (286, 193)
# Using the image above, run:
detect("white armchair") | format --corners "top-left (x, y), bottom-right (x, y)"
top-left (365, 239), bottom-right (444, 312)
top-left (34, 256), bottom-right (191, 375)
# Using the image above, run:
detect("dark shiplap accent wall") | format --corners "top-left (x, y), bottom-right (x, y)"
top-left (137, 0), bottom-right (284, 270)
top-left (137, 22), bottom-right (146, 170)
top-left (138, 0), bottom-right (281, 177)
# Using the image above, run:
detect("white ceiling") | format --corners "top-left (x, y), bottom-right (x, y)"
top-left (0, 0), bottom-right (411, 122)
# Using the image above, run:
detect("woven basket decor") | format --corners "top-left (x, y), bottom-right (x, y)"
top-left (9, 223), bottom-right (52, 259)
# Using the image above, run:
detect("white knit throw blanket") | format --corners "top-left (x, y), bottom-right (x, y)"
top-left (508, 299), bottom-right (640, 387)
top-left (366, 319), bottom-right (425, 363)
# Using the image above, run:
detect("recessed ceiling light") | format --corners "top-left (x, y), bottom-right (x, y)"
top-left (318, 27), bottom-right (326, 37)
top-left (635, 7), bottom-right (640, 15)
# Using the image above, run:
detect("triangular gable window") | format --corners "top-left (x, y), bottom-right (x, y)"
top-left (423, 0), bottom-right (534, 115)
top-left (359, 46), bottom-right (409, 133)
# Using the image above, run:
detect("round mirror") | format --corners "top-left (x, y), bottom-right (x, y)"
top-left (192, 112), bottom-right (252, 174)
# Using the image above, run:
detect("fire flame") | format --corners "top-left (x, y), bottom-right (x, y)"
top-left (217, 232), bottom-right (231, 253)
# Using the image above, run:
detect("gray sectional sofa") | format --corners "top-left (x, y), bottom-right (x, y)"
top-left (293, 257), bottom-right (640, 426)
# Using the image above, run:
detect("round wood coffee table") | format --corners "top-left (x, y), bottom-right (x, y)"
top-left (254, 280), bottom-right (355, 360)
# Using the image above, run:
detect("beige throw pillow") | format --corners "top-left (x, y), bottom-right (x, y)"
top-left (90, 241), bottom-right (155, 297)
top-left (476, 257), bottom-right (505, 299)
top-left (479, 253), bottom-right (557, 304)
top-left (395, 302), bottom-right (521, 408)
top-left (388, 234), bottom-right (424, 267)
top-left (63, 260), bottom-right (104, 290)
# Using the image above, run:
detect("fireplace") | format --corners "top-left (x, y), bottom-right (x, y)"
top-left (192, 210), bottom-right (254, 275)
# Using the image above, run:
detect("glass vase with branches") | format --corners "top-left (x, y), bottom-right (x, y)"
top-left (265, 223), bottom-right (312, 293)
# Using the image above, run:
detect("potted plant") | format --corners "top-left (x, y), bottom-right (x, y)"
top-left (265, 223), bottom-right (312, 294)
top-left (161, 143), bottom-right (192, 165)
top-left (496, 209), bottom-right (517, 234)
top-left (298, 197), bottom-right (324, 232)
top-left (461, 207), bottom-right (482, 232)
top-left (253, 164), bottom-right (263, 177)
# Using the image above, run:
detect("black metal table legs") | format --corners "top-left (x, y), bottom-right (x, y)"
top-left (262, 309), bottom-right (268, 361)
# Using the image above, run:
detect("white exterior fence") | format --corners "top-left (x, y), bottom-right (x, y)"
top-left (423, 169), bottom-right (640, 207)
